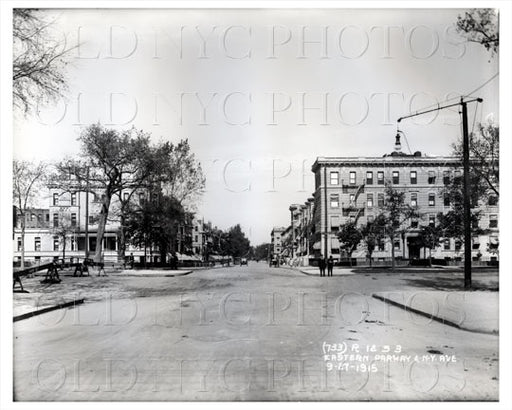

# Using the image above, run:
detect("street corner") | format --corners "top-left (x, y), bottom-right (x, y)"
top-left (372, 290), bottom-right (499, 335)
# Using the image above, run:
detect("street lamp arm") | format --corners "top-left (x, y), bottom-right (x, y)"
top-left (397, 98), bottom-right (482, 123)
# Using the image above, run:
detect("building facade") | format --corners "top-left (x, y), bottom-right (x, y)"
top-left (13, 184), bottom-right (214, 266)
top-left (310, 142), bottom-right (499, 263)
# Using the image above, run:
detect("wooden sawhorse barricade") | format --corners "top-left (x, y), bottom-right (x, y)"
top-left (74, 258), bottom-right (106, 277)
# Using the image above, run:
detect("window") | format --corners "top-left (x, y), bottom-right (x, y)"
top-left (410, 193), bottom-right (417, 207)
top-left (488, 195), bottom-right (498, 206)
top-left (367, 193), bottom-right (373, 208)
top-left (349, 194), bottom-right (355, 204)
top-left (454, 170), bottom-right (462, 182)
top-left (378, 240), bottom-right (385, 252)
top-left (455, 240), bottom-right (462, 251)
top-left (34, 237), bottom-right (41, 252)
top-left (17, 238), bottom-right (22, 251)
top-left (428, 193), bottom-right (435, 206)
top-left (330, 194), bottom-right (339, 208)
top-left (31, 213), bottom-right (36, 221)
top-left (349, 171), bottom-right (356, 185)
top-left (394, 240), bottom-right (400, 250)
top-left (392, 171), bottom-right (399, 184)
top-left (71, 192), bottom-right (77, 206)
top-left (428, 214), bottom-right (436, 227)
top-left (45, 214), bottom-right (50, 222)
top-left (444, 194), bottom-right (450, 207)
top-left (443, 170), bottom-right (451, 185)
top-left (71, 213), bottom-right (77, 227)
top-left (330, 171), bottom-right (339, 185)
top-left (377, 171), bottom-right (384, 185)
top-left (377, 193), bottom-right (384, 207)
top-left (53, 237), bottom-right (59, 251)
top-left (53, 213), bottom-right (59, 227)
top-left (472, 241), bottom-right (480, 250)
top-left (195, 235), bottom-right (198, 242)
top-left (195, 226), bottom-right (198, 232)
top-left (330, 215), bottom-right (340, 231)
top-left (366, 171), bottom-right (373, 185)
top-left (410, 171), bottom-right (417, 184)
top-left (123, 192), bottom-right (129, 201)
top-left (444, 239), bottom-right (451, 250)
top-left (411, 218), bottom-right (418, 228)
top-left (489, 214), bottom-right (498, 228)
top-left (53, 193), bottom-right (59, 206)
top-left (428, 171), bottom-right (436, 184)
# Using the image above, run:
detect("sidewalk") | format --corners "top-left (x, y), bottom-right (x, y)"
top-left (298, 267), bottom-right (356, 276)
top-left (372, 290), bottom-right (498, 335)
top-left (112, 268), bottom-right (192, 277)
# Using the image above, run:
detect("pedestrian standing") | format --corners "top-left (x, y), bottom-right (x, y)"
top-left (318, 256), bottom-right (326, 277)
top-left (327, 256), bottom-right (334, 277)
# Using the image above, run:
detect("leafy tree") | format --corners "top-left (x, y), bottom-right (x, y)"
top-left (13, 160), bottom-right (47, 268)
top-left (337, 221), bottom-right (363, 267)
top-left (417, 223), bottom-right (444, 266)
top-left (13, 9), bottom-right (72, 115)
top-left (378, 184), bottom-right (419, 269)
top-left (225, 224), bottom-right (251, 258)
top-left (360, 215), bottom-right (386, 267)
top-left (55, 124), bottom-right (173, 262)
top-left (438, 208), bottom-right (483, 245)
top-left (253, 243), bottom-right (271, 261)
top-left (124, 194), bottom-right (186, 264)
top-left (441, 124), bottom-right (494, 245)
top-left (452, 122), bottom-right (499, 197)
top-left (456, 9), bottom-right (499, 56)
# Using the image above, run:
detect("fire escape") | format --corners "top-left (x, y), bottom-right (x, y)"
top-left (342, 183), bottom-right (366, 224)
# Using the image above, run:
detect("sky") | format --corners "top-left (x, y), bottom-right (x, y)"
top-left (13, 8), bottom-right (500, 245)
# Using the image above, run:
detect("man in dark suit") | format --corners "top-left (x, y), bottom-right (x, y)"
top-left (327, 256), bottom-right (334, 276)
top-left (318, 256), bottom-right (326, 277)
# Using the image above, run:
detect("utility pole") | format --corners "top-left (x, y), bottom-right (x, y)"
top-left (461, 99), bottom-right (472, 289)
top-left (397, 97), bottom-right (481, 289)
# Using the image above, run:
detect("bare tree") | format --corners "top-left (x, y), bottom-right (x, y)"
top-left (51, 210), bottom-right (78, 261)
top-left (13, 160), bottom-right (47, 268)
top-left (13, 9), bottom-right (71, 115)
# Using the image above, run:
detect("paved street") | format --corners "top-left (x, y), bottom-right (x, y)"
top-left (13, 262), bottom-right (498, 401)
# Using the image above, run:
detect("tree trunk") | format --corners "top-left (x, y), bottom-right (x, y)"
top-left (369, 252), bottom-right (373, 267)
top-left (429, 248), bottom-right (432, 267)
top-left (117, 213), bottom-right (126, 263)
top-left (391, 235), bottom-right (396, 270)
top-left (62, 236), bottom-right (66, 261)
top-left (20, 216), bottom-right (26, 269)
top-left (94, 192), bottom-right (112, 263)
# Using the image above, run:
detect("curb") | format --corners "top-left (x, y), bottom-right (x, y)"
top-left (112, 270), bottom-right (193, 278)
top-left (14, 298), bottom-right (85, 322)
top-left (371, 294), bottom-right (498, 336)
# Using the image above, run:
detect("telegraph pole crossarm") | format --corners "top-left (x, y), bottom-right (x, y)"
top-left (396, 97), bottom-right (482, 289)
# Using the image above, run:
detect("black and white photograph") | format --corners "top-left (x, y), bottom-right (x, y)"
top-left (1, 1), bottom-right (511, 407)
